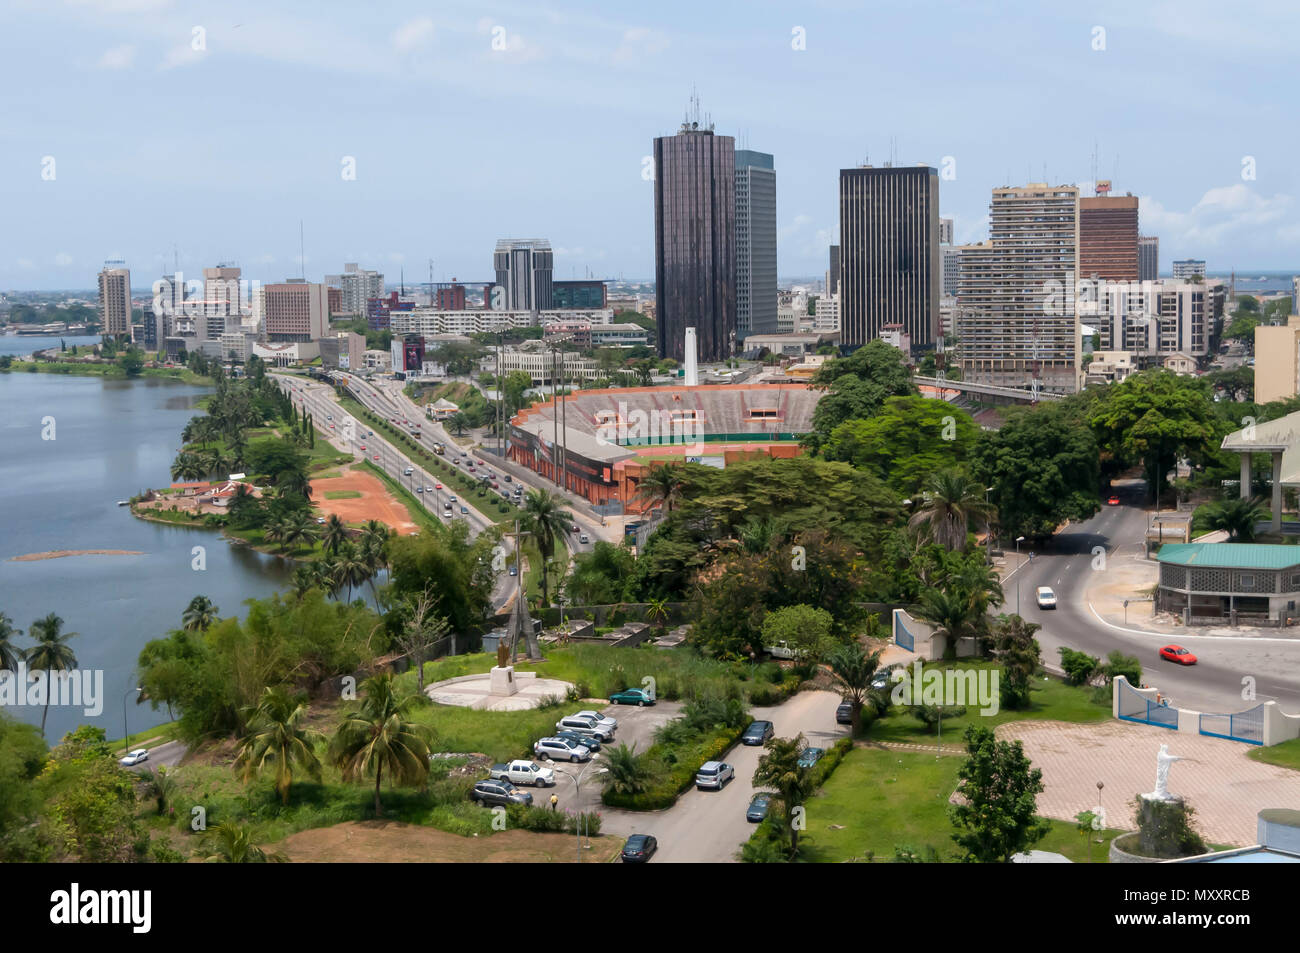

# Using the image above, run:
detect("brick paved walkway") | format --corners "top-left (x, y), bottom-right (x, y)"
top-left (998, 720), bottom-right (1300, 846)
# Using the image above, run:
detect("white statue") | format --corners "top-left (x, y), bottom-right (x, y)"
top-left (1151, 743), bottom-right (1184, 800)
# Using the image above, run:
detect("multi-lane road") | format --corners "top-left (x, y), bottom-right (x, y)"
top-left (1013, 481), bottom-right (1300, 715)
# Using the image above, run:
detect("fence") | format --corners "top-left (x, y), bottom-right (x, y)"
top-left (893, 611), bottom-right (915, 651)
top-left (1199, 705), bottom-right (1266, 745)
top-left (1116, 678), bottom-right (1179, 729)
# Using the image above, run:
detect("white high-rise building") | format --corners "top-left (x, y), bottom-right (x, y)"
top-left (332, 263), bottom-right (384, 316)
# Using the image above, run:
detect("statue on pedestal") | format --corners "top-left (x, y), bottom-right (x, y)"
top-left (1150, 743), bottom-right (1183, 801)
top-left (496, 639), bottom-right (509, 669)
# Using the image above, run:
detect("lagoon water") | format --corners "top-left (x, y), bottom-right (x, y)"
top-left (0, 371), bottom-right (291, 744)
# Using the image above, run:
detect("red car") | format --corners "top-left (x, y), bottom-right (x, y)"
top-left (1107, 495), bottom-right (1120, 506)
top-left (373, 454), bottom-right (380, 461)
top-left (1159, 644), bottom-right (1197, 665)
top-left (360, 444), bottom-right (366, 451)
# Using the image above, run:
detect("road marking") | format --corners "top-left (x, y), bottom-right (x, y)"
top-left (1086, 601), bottom-right (1300, 643)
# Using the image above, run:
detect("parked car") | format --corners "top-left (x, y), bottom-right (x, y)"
top-left (119, 748), bottom-right (149, 767)
top-left (609, 688), bottom-right (655, 706)
top-left (695, 761), bottom-right (734, 790)
top-left (797, 747), bottom-right (826, 769)
top-left (460, 506), bottom-right (469, 514)
top-left (746, 793), bottom-right (771, 822)
top-left (767, 640), bottom-right (806, 660)
top-left (534, 736), bottom-right (592, 762)
top-left (742, 720), bottom-right (774, 746)
top-left (1035, 586), bottom-right (1057, 609)
top-left (835, 701), bottom-right (854, 725)
top-left (1160, 644), bottom-right (1198, 665)
top-left (504, 475), bottom-right (512, 482)
top-left (508, 566), bottom-right (517, 576)
top-left (556, 715), bottom-right (614, 742)
top-left (488, 759), bottom-right (556, 787)
top-left (469, 779), bottom-right (533, 807)
top-left (555, 730), bottom-right (602, 752)
top-left (871, 666), bottom-right (898, 691)
top-left (573, 710), bottom-right (617, 731)
top-left (621, 834), bottom-right (658, 863)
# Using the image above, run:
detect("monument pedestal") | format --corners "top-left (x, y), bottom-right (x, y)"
top-left (489, 665), bottom-right (518, 697)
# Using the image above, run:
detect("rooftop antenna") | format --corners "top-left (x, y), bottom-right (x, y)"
top-left (298, 219), bottom-right (305, 279)
top-left (1091, 139), bottom-right (1099, 194)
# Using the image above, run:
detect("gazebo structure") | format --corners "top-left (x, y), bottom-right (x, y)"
top-left (1219, 410), bottom-right (1300, 533)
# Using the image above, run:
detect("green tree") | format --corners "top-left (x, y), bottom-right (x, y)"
top-left (181, 595), bottom-right (219, 632)
top-left (196, 822), bottom-right (287, 863)
top-left (753, 734), bottom-right (816, 856)
top-left (520, 489), bottom-right (573, 607)
top-left (0, 611), bottom-right (23, 671)
top-left (26, 613), bottom-right (79, 736)
top-left (822, 396), bottom-right (979, 495)
top-left (322, 513), bottom-right (348, 554)
top-left (329, 674), bottom-right (433, 815)
top-left (634, 463), bottom-right (686, 515)
top-left (907, 469), bottom-right (996, 552)
top-left (950, 725), bottom-right (1050, 863)
top-left (805, 339), bottom-right (917, 447)
top-left (760, 604), bottom-right (836, 661)
top-left (913, 588), bottom-right (984, 660)
top-left (989, 614), bottom-right (1041, 710)
top-left (826, 641), bottom-right (883, 736)
top-left (1201, 496), bottom-right (1268, 541)
top-left (234, 686), bottom-right (324, 805)
top-left (602, 742), bottom-right (652, 796)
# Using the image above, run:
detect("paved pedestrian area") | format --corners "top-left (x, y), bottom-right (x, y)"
top-left (997, 719), bottom-right (1300, 847)
top-left (424, 672), bottom-right (575, 711)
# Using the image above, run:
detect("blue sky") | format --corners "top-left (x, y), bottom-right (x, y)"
top-left (2, 0), bottom-right (1297, 290)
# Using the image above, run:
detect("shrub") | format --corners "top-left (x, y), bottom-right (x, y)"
top-left (1059, 647), bottom-right (1099, 686)
top-left (748, 682), bottom-right (783, 706)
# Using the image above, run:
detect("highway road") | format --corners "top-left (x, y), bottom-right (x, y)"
top-left (1012, 480), bottom-right (1300, 716)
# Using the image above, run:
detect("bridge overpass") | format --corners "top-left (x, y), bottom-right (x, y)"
top-left (913, 376), bottom-right (1061, 405)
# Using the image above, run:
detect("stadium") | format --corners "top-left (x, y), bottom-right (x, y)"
top-left (507, 382), bottom-right (821, 514)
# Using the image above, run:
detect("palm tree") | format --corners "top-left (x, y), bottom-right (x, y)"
top-left (520, 489), bottom-right (573, 607)
top-left (321, 513), bottom-right (348, 555)
top-left (1203, 496), bottom-right (1268, 542)
top-left (329, 674), bottom-right (433, 816)
top-left (170, 452), bottom-right (206, 483)
top-left (447, 412), bottom-right (468, 437)
top-left (359, 534), bottom-right (387, 604)
top-left (634, 463), bottom-right (685, 515)
top-left (914, 587), bottom-right (984, 660)
top-left (139, 766), bottom-right (177, 815)
top-left (201, 447), bottom-right (231, 479)
top-left (315, 554), bottom-right (343, 599)
top-left (753, 733), bottom-right (816, 857)
top-left (602, 742), bottom-right (653, 795)
top-left (277, 468), bottom-right (313, 501)
top-left (0, 611), bottom-right (22, 671)
top-left (290, 566), bottom-right (317, 601)
top-left (360, 519), bottom-right (391, 553)
top-left (196, 822), bottom-right (287, 863)
top-left (26, 613), bottom-right (79, 736)
top-left (234, 686), bottom-right (324, 804)
top-left (907, 469), bottom-right (996, 552)
top-left (644, 597), bottom-right (670, 629)
top-left (264, 518), bottom-right (291, 554)
top-left (181, 595), bottom-right (219, 632)
top-left (280, 512), bottom-right (319, 555)
top-left (333, 542), bottom-right (370, 603)
top-left (827, 642), bottom-right (882, 737)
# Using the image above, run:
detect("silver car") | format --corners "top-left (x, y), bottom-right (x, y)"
top-left (533, 736), bottom-right (592, 763)
top-left (573, 709), bottom-right (617, 731)
top-left (555, 715), bottom-right (614, 742)
top-left (695, 761), bottom-right (734, 790)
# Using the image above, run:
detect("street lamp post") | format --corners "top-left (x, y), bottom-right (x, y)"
top-left (1015, 536), bottom-right (1026, 615)
top-left (563, 764), bottom-right (607, 862)
top-left (985, 486), bottom-right (996, 565)
top-left (122, 685), bottom-right (141, 753)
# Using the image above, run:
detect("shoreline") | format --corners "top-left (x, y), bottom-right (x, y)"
top-left (8, 549), bottom-right (144, 562)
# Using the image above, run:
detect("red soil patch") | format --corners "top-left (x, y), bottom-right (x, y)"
top-left (311, 467), bottom-right (418, 534)
top-left (276, 820), bottom-right (620, 863)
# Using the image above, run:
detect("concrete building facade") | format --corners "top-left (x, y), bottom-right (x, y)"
top-left (734, 149), bottom-right (777, 341)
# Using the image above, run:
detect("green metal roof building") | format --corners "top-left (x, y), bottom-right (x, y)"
top-left (1156, 542), bottom-right (1300, 625)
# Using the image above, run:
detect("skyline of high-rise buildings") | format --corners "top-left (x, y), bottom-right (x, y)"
top-left (734, 148), bottom-right (777, 341)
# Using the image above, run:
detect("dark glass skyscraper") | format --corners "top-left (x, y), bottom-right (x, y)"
top-left (654, 122), bottom-right (736, 362)
top-left (839, 165), bottom-right (940, 348)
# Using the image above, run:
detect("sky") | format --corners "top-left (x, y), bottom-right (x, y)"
top-left (2, 0), bottom-right (1298, 290)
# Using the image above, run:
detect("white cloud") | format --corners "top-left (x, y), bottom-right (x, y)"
top-left (97, 44), bottom-right (135, 69)
top-left (611, 27), bottom-right (669, 63)
top-left (16, 258), bottom-right (36, 270)
top-left (392, 17), bottom-right (435, 52)
top-left (1140, 183), bottom-right (1294, 252)
top-left (160, 42), bottom-right (207, 70)
top-left (54, 252), bottom-right (74, 267)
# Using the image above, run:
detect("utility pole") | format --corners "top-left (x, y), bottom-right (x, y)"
top-left (552, 346), bottom-right (560, 487)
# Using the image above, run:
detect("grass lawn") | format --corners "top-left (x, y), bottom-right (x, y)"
top-left (796, 746), bottom-right (1123, 863)
top-left (1248, 736), bottom-right (1300, 771)
top-left (324, 490), bottom-right (362, 500)
top-left (405, 701), bottom-right (567, 763)
top-left (865, 661), bottom-right (1111, 747)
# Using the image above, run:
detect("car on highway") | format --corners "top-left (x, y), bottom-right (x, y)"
top-left (609, 688), bottom-right (655, 706)
top-left (579, 533), bottom-right (590, 544)
top-left (415, 487), bottom-right (424, 493)
top-left (695, 761), bottom-right (734, 790)
top-left (836, 701), bottom-right (853, 725)
top-left (742, 720), bottom-right (774, 746)
top-left (1160, 644), bottom-right (1198, 665)
top-left (621, 834), bottom-right (658, 863)
top-left (469, 779), bottom-right (533, 808)
top-left (504, 475), bottom-right (512, 482)
top-left (448, 495), bottom-right (457, 503)
top-left (534, 736), bottom-right (592, 763)
top-left (746, 793), bottom-right (771, 822)
top-left (460, 506), bottom-right (469, 514)
top-left (1035, 586), bottom-right (1057, 609)
top-left (404, 467), bottom-right (413, 475)
top-left (373, 454), bottom-right (380, 461)
top-left (797, 747), bottom-right (826, 769)
top-left (555, 729), bottom-right (601, 752)
top-left (359, 444), bottom-right (366, 451)
top-left (1107, 495), bottom-right (1121, 505)
top-left (119, 748), bottom-right (149, 767)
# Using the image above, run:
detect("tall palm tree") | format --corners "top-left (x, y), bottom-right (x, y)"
top-left (447, 412), bottom-right (468, 437)
top-left (360, 519), bottom-right (391, 553)
top-left (26, 613), bottom-right (79, 736)
top-left (234, 686), bottom-right (324, 804)
top-left (277, 468), bottom-right (313, 501)
top-left (181, 595), bottom-right (219, 632)
top-left (520, 489), bottom-right (573, 607)
top-left (634, 463), bottom-right (686, 515)
top-left (333, 542), bottom-right (370, 603)
top-left (200, 447), bottom-right (231, 479)
top-left (315, 554), bottom-right (343, 599)
top-left (753, 733), bottom-right (816, 857)
top-left (329, 674), bottom-right (433, 816)
top-left (359, 534), bottom-right (387, 604)
top-left (196, 822), bottom-right (287, 863)
top-left (907, 469), bottom-right (996, 552)
top-left (280, 512), bottom-right (319, 555)
top-left (827, 642), bottom-right (882, 737)
top-left (1203, 496), bottom-right (1268, 542)
top-left (914, 588), bottom-right (984, 660)
top-left (170, 452), bottom-right (206, 483)
top-left (0, 611), bottom-right (22, 671)
top-left (321, 513), bottom-right (348, 555)
top-left (264, 518), bottom-right (291, 554)
top-left (290, 565), bottom-right (318, 601)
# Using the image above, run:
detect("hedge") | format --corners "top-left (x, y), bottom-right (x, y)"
top-left (602, 721), bottom-right (749, 811)
top-left (505, 803), bottom-right (602, 836)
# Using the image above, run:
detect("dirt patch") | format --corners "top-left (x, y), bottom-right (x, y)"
top-left (9, 549), bottom-right (144, 561)
top-left (311, 466), bottom-right (417, 534)
top-left (276, 820), bottom-right (622, 863)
